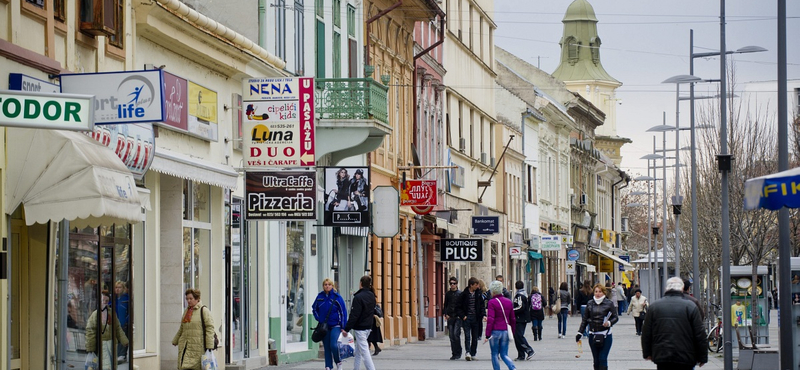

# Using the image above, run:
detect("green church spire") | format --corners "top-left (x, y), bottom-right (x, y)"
top-left (552, 0), bottom-right (619, 84)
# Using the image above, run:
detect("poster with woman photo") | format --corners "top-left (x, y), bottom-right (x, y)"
top-left (323, 167), bottom-right (370, 227)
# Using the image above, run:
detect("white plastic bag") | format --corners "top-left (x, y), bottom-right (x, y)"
top-left (201, 349), bottom-right (218, 370)
top-left (84, 352), bottom-right (98, 370)
top-left (337, 332), bottom-right (355, 360)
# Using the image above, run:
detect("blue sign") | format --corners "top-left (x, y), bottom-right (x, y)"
top-left (567, 249), bottom-right (580, 261)
top-left (618, 255), bottom-right (630, 271)
top-left (471, 216), bottom-right (499, 235)
top-left (9, 73), bottom-right (60, 93)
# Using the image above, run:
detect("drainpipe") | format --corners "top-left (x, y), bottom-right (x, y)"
top-left (258, 0), bottom-right (267, 48)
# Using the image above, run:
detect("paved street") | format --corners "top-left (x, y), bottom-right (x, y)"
top-left (275, 310), bottom-right (736, 370)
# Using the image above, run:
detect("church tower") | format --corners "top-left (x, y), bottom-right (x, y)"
top-left (552, 0), bottom-right (629, 165)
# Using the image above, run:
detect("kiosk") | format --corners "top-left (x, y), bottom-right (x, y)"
top-left (728, 266), bottom-right (770, 348)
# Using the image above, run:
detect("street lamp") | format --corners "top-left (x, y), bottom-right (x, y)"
top-left (638, 152), bottom-right (664, 299)
top-left (689, 27), bottom-right (767, 369)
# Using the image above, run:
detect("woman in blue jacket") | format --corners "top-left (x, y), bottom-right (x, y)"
top-left (312, 278), bottom-right (348, 370)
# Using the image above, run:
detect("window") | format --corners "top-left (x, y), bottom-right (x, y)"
top-left (80, 0), bottom-right (119, 38)
top-left (348, 38), bottom-right (357, 78)
top-left (347, 4), bottom-right (355, 37)
top-left (231, 198), bottom-right (260, 358)
top-left (315, 20), bottom-right (326, 78)
top-left (294, 0), bottom-right (305, 74)
top-left (315, 0), bottom-right (324, 18)
top-left (276, 0), bottom-right (286, 59)
top-left (333, 0), bottom-right (341, 28)
top-left (109, 0), bottom-right (124, 48)
top-left (132, 221), bottom-right (145, 350)
top-left (54, 0), bottom-right (66, 22)
top-left (182, 181), bottom-right (212, 301)
top-left (567, 37), bottom-right (579, 64)
top-left (333, 31), bottom-right (341, 78)
top-left (25, 0), bottom-right (44, 7)
top-left (527, 165), bottom-right (537, 203)
top-left (590, 37), bottom-right (601, 64)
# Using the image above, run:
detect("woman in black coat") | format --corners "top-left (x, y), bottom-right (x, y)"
top-left (576, 284), bottom-right (619, 370)
top-left (368, 306), bottom-right (383, 355)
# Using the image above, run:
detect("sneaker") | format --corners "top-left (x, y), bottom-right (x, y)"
top-left (450, 355), bottom-right (459, 360)
top-left (335, 362), bottom-right (343, 370)
top-left (558, 334), bottom-right (563, 339)
top-left (471, 356), bottom-right (478, 361)
top-left (526, 350), bottom-right (536, 360)
top-left (465, 354), bottom-right (472, 361)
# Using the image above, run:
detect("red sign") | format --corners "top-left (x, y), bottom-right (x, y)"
top-left (297, 78), bottom-right (315, 166)
top-left (160, 71), bottom-right (188, 130)
top-left (401, 180), bottom-right (437, 206)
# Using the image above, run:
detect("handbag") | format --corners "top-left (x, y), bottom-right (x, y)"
top-left (496, 297), bottom-right (515, 342)
top-left (201, 306), bottom-right (220, 350)
top-left (312, 298), bottom-right (335, 343)
top-left (374, 304), bottom-right (384, 318)
top-left (591, 329), bottom-right (610, 349)
top-left (552, 297), bottom-right (561, 311)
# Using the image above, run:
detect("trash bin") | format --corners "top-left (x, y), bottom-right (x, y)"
top-left (418, 327), bottom-right (425, 341)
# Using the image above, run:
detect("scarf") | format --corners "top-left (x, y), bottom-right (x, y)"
top-left (593, 296), bottom-right (605, 305)
top-left (182, 305), bottom-right (196, 323)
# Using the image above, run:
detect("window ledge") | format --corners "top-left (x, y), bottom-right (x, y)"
top-left (106, 42), bottom-right (125, 61)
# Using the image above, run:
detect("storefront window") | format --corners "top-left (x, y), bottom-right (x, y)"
top-left (286, 221), bottom-right (306, 343)
top-left (231, 200), bottom-right (244, 359)
top-left (132, 221), bottom-right (145, 350)
top-left (247, 220), bottom-right (260, 353)
top-left (182, 180), bottom-right (212, 301)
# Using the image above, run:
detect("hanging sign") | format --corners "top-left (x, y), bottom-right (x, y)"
top-left (323, 167), bottom-right (371, 227)
top-left (540, 235), bottom-right (562, 251)
top-left (509, 245), bottom-right (522, 257)
top-left (401, 180), bottom-right (437, 206)
top-left (618, 255), bottom-right (630, 271)
top-left (0, 90), bottom-right (94, 131)
top-left (567, 249), bottom-right (580, 261)
top-left (60, 70), bottom-right (165, 124)
top-left (471, 216), bottom-right (499, 235)
top-left (373, 186), bottom-right (400, 237)
top-left (566, 261), bottom-right (576, 275)
top-left (87, 123), bottom-right (155, 180)
top-left (245, 170), bottom-right (316, 220)
top-left (440, 239), bottom-right (484, 262)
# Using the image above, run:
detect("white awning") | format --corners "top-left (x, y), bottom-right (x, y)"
top-left (589, 248), bottom-right (634, 268)
top-left (6, 128), bottom-right (144, 226)
top-left (150, 149), bottom-right (239, 189)
top-left (577, 261), bottom-right (596, 272)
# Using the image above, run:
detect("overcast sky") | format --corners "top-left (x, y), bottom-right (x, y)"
top-left (491, 0), bottom-right (800, 178)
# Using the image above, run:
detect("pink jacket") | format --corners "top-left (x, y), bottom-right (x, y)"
top-left (485, 296), bottom-right (516, 338)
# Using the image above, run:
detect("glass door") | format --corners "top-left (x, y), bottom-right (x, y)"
top-left (282, 221), bottom-right (307, 351)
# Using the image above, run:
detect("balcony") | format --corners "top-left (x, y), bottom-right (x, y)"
top-left (314, 78), bottom-right (392, 165)
top-left (315, 78), bottom-right (389, 125)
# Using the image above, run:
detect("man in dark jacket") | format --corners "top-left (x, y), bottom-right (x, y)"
top-left (454, 277), bottom-right (485, 361)
top-left (642, 277), bottom-right (708, 370)
top-left (443, 276), bottom-right (462, 360)
top-left (343, 276), bottom-right (377, 370)
top-left (512, 281), bottom-right (535, 361)
top-left (682, 279), bottom-right (705, 320)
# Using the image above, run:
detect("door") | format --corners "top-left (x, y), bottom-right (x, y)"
top-left (281, 221), bottom-right (307, 352)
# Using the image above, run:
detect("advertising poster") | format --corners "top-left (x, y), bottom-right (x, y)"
top-left (87, 123), bottom-right (155, 180)
top-left (242, 77), bottom-right (315, 168)
top-left (400, 179), bottom-right (437, 206)
top-left (160, 71), bottom-right (188, 131)
top-left (245, 170), bottom-right (316, 220)
top-left (187, 81), bottom-right (218, 141)
top-left (439, 239), bottom-right (484, 262)
top-left (323, 167), bottom-right (370, 227)
top-left (60, 69), bottom-right (165, 124)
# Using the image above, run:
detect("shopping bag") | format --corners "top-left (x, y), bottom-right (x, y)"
top-left (338, 332), bottom-right (355, 361)
top-left (84, 352), bottom-right (98, 370)
top-left (201, 349), bottom-right (218, 370)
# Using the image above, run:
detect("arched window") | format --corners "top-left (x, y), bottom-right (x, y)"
top-left (566, 37), bottom-right (579, 64)
top-left (590, 37), bottom-right (601, 64)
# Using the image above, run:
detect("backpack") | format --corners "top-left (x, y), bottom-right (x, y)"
top-left (530, 293), bottom-right (543, 311)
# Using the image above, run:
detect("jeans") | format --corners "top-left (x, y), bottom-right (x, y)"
top-left (580, 306), bottom-right (589, 336)
top-left (463, 317), bottom-right (482, 356)
top-left (488, 330), bottom-right (516, 370)
top-left (530, 319), bottom-right (542, 340)
top-left (588, 333), bottom-right (613, 368)
top-left (447, 317), bottom-right (463, 357)
top-left (322, 326), bottom-right (342, 369)
top-left (557, 308), bottom-right (568, 336)
top-left (634, 315), bottom-right (645, 335)
top-left (352, 329), bottom-right (375, 370)
top-left (618, 300), bottom-right (627, 315)
top-left (513, 321), bottom-right (532, 357)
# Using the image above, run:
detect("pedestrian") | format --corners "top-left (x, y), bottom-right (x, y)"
top-left (496, 275), bottom-right (513, 299)
top-left (557, 282), bottom-right (571, 338)
top-left (575, 280), bottom-right (592, 317)
top-left (682, 279), bottom-right (705, 320)
top-left (172, 288), bottom-right (215, 370)
top-left (616, 283), bottom-right (627, 315)
top-left (606, 281), bottom-right (618, 312)
top-left (443, 276), bottom-right (463, 360)
top-left (455, 277), bottom-right (486, 361)
top-left (512, 281), bottom-right (535, 360)
top-left (547, 286), bottom-right (556, 318)
top-left (343, 275), bottom-right (377, 370)
top-left (312, 278), bottom-right (348, 370)
top-left (480, 279), bottom-right (490, 301)
top-left (528, 286), bottom-right (545, 341)
top-left (86, 292), bottom-right (128, 369)
top-left (576, 283), bottom-right (618, 370)
top-left (642, 277), bottom-right (708, 370)
top-left (368, 304), bottom-right (383, 356)
top-left (114, 281), bottom-right (130, 363)
top-left (626, 289), bottom-right (648, 335)
top-left (483, 280), bottom-right (517, 370)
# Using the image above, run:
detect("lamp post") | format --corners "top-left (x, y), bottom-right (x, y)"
top-left (639, 150), bottom-right (663, 299)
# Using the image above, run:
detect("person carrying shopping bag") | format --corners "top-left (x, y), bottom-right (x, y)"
top-left (86, 292), bottom-right (128, 369)
top-left (484, 280), bottom-right (517, 370)
top-left (172, 288), bottom-right (216, 370)
top-left (312, 278), bottom-right (348, 370)
top-left (626, 289), bottom-right (648, 336)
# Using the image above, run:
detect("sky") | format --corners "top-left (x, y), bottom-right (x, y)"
top-left (491, 0), bottom-right (800, 179)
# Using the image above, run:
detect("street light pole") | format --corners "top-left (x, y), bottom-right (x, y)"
top-left (661, 114), bottom-right (669, 292)
top-left (689, 29), bottom-right (701, 303)
top-left (777, 1), bottom-right (792, 368)
top-left (718, 1), bottom-right (733, 369)
top-left (673, 84), bottom-right (682, 278)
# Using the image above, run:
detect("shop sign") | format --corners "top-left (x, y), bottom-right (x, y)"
top-left (567, 249), bottom-right (580, 261)
top-left (566, 261), bottom-right (576, 275)
top-left (245, 170), bottom-right (316, 220)
top-left (598, 256), bottom-right (614, 273)
top-left (372, 186), bottom-right (399, 237)
top-left (510, 232), bottom-right (523, 244)
top-left (9, 73), bottom-right (59, 93)
top-left (323, 167), bottom-right (371, 227)
top-left (243, 77), bottom-right (315, 167)
top-left (509, 245), bottom-right (522, 257)
top-left (60, 70), bottom-right (165, 124)
top-left (618, 255), bottom-right (630, 271)
top-left (159, 71), bottom-right (188, 131)
top-left (87, 123), bottom-right (155, 180)
top-left (540, 235), bottom-right (561, 251)
top-left (440, 239), bottom-right (483, 262)
top-left (561, 235), bottom-right (574, 245)
top-left (471, 216), bottom-right (499, 235)
top-left (400, 179), bottom-right (437, 206)
top-left (0, 90), bottom-right (94, 131)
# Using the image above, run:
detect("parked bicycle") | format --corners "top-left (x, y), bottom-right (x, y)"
top-left (707, 303), bottom-right (723, 353)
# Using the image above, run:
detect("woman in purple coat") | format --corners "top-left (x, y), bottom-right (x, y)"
top-left (484, 280), bottom-right (517, 370)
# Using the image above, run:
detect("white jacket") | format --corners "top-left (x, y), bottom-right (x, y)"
top-left (627, 295), bottom-right (648, 318)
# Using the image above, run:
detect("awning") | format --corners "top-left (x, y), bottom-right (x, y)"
top-left (7, 128), bottom-right (144, 226)
top-left (528, 251), bottom-right (543, 259)
top-left (589, 248), bottom-right (634, 268)
top-left (340, 227), bottom-right (369, 237)
top-left (577, 261), bottom-right (597, 273)
top-left (150, 149), bottom-right (239, 189)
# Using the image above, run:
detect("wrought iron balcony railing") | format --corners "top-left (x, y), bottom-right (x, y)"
top-left (315, 78), bottom-right (389, 125)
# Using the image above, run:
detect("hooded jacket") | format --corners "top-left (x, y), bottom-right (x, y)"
top-left (641, 290), bottom-right (708, 366)
top-left (312, 290), bottom-right (348, 327)
top-left (344, 288), bottom-right (376, 332)
top-left (172, 302), bottom-right (216, 370)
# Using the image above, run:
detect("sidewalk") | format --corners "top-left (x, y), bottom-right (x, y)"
top-left (274, 310), bottom-right (727, 370)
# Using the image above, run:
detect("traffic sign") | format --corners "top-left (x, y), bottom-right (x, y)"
top-left (567, 249), bottom-right (580, 261)
top-left (566, 261), bottom-right (576, 275)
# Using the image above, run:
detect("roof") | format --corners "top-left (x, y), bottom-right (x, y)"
top-left (563, 0), bottom-right (598, 22)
